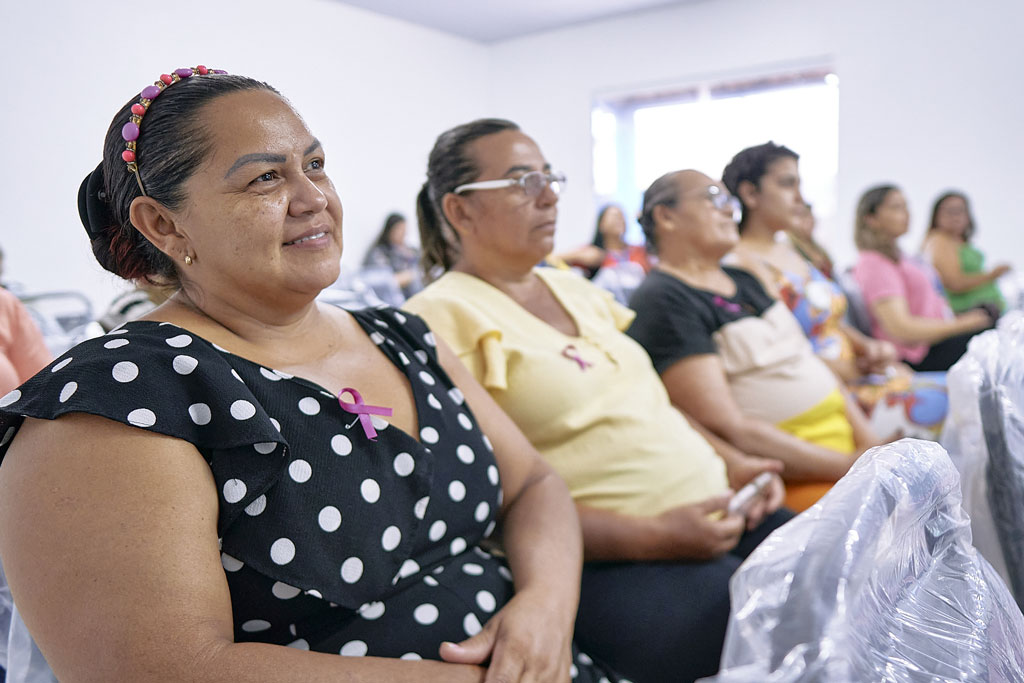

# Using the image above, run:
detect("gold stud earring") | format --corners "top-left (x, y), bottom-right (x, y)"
top-left (184, 255), bottom-right (193, 266)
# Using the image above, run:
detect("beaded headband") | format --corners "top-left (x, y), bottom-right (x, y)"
top-left (121, 65), bottom-right (227, 196)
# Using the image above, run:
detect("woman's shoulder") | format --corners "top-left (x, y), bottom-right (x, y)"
top-left (535, 265), bottom-right (604, 294)
top-left (854, 249), bottom-right (901, 274)
top-left (403, 274), bottom-right (508, 353)
top-left (724, 264), bottom-right (769, 292)
top-left (404, 272), bottom-right (494, 318)
top-left (0, 321), bottom-right (284, 453)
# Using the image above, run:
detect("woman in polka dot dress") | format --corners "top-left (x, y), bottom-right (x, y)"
top-left (0, 71), bottom-right (622, 682)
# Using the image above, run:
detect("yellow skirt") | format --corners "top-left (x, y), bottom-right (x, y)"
top-left (776, 389), bottom-right (856, 512)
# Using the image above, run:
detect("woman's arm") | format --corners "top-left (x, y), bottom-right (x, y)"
top-left (434, 337), bottom-right (582, 682)
top-left (871, 297), bottom-right (990, 345)
top-left (677, 406), bottom-right (784, 489)
top-left (661, 354), bottom-right (856, 481)
top-left (0, 414), bottom-right (486, 683)
top-left (928, 234), bottom-right (1010, 293)
top-left (576, 498), bottom-right (744, 562)
top-left (553, 245), bottom-right (604, 270)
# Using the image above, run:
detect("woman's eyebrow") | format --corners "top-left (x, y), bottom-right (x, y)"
top-left (224, 153), bottom-right (287, 179)
top-left (502, 162), bottom-right (551, 177)
top-left (223, 140), bottom-right (321, 179)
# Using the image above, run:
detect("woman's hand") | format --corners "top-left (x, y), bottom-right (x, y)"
top-left (724, 448), bottom-right (784, 492)
top-left (440, 588), bottom-right (573, 683)
top-left (653, 495), bottom-right (746, 560)
top-left (991, 263), bottom-right (1012, 279)
top-left (856, 338), bottom-right (900, 375)
top-left (738, 474), bottom-right (786, 531)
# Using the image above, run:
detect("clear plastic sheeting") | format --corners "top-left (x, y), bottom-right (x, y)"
top-left (942, 311), bottom-right (1024, 605)
top-left (703, 439), bottom-right (1024, 683)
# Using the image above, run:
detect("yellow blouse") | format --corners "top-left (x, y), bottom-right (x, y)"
top-left (404, 268), bottom-right (729, 517)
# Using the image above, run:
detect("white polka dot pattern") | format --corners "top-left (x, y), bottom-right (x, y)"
top-left (340, 640), bottom-right (368, 656)
top-left (0, 315), bottom-right (629, 678)
top-left (112, 361), bottom-right (139, 383)
top-left (230, 400), bottom-right (256, 420)
top-left (223, 479), bottom-right (247, 503)
top-left (318, 506), bottom-right (342, 532)
top-left (270, 538), bottom-right (295, 565)
top-left (173, 355), bottom-right (199, 375)
top-left (165, 334), bottom-right (192, 348)
top-left (272, 582), bottom-right (302, 599)
top-left (188, 403), bottom-right (212, 425)
top-left (59, 381), bottom-right (77, 403)
top-left (340, 557), bottom-right (364, 583)
top-left (288, 459), bottom-right (312, 483)
top-left (245, 495), bottom-right (267, 517)
top-left (127, 408), bottom-right (156, 427)
top-left (413, 604), bottom-right (438, 625)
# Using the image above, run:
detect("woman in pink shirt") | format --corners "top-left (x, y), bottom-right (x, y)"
top-left (852, 185), bottom-right (992, 371)
top-left (0, 287), bottom-right (51, 395)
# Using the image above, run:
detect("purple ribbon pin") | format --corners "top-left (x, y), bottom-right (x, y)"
top-left (561, 345), bottom-right (593, 371)
top-left (338, 387), bottom-right (393, 441)
top-left (713, 295), bottom-right (742, 313)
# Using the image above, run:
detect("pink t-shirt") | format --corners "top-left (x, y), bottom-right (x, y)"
top-left (853, 250), bottom-right (952, 364)
top-left (0, 287), bottom-right (52, 395)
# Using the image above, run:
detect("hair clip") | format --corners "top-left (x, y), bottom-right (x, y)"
top-left (121, 65), bottom-right (227, 196)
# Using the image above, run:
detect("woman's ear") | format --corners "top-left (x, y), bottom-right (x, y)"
top-left (128, 197), bottom-right (191, 261)
top-left (737, 179), bottom-right (759, 211)
top-left (441, 192), bottom-right (475, 239)
top-left (652, 203), bottom-right (675, 231)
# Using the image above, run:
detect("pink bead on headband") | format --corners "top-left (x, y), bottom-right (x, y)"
top-left (121, 65), bottom-right (227, 196)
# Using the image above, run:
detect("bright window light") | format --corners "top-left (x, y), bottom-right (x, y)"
top-left (593, 71), bottom-right (839, 244)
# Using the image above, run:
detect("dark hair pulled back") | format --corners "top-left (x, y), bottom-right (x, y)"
top-left (416, 118), bottom-right (520, 278)
top-left (637, 171), bottom-right (684, 253)
top-left (721, 141), bottom-right (799, 231)
top-left (87, 74), bottom-right (279, 284)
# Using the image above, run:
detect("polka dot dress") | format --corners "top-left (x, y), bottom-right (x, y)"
top-left (0, 307), bottom-right (622, 680)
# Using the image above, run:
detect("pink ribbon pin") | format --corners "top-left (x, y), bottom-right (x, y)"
top-left (713, 295), bottom-right (742, 314)
top-left (338, 387), bottom-right (393, 441)
top-left (561, 345), bottom-right (593, 371)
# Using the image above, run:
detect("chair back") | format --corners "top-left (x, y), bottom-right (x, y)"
top-left (707, 439), bottom-right (1024, 682)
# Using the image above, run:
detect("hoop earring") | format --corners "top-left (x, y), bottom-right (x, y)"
top-left (184, 255), bottom-right (193, 266)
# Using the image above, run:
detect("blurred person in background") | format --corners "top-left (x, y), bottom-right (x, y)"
top-left (921, 190), bottom-right (1010, 316)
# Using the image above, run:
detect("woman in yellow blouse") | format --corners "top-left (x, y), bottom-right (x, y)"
top-left (404, 118), bottom-right (789, 683)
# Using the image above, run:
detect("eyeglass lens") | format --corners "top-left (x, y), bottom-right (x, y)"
top-left (523, 171), bottom-right (564, 197)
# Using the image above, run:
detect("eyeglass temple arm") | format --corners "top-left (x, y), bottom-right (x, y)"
top-left (453, 178), bottom-right (518, 193)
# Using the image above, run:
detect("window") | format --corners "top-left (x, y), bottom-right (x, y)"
top-left (592, 68), bottom-right (839, 245)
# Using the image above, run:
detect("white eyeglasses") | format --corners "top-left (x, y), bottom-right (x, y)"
top-left (454, 170), bottom-right (566, 198)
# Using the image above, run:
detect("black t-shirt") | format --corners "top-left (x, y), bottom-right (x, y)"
top-left (626, 266), bottom-right (774, 373)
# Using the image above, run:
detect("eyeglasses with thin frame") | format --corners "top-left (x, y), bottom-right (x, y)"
top-left (687, 184), bottom-right (741, 216)
top-left (453, 170), bottom-right (567, 198)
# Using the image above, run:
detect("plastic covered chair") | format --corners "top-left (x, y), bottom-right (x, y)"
top-left (320, 270), bottom-right (389, 311)
top-left (17, 290), bottom-right (102, 357)
top-left (704, 439), bottom-right (1024, 682)
top-left (591, 261), bottom-right (646, 305)
top-left (942, 311), bottom-right (1024, 606)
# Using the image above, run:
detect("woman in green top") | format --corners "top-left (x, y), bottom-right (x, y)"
top-left (921, 191), bottom-right (1010, 314)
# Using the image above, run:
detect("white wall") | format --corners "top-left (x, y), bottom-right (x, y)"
top-left (0, 0), bottom-right (490, 310)
top-left (488, 0), bottom-right (1024, 271)
top-left (4, 0), bottom-right (1023, 312)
